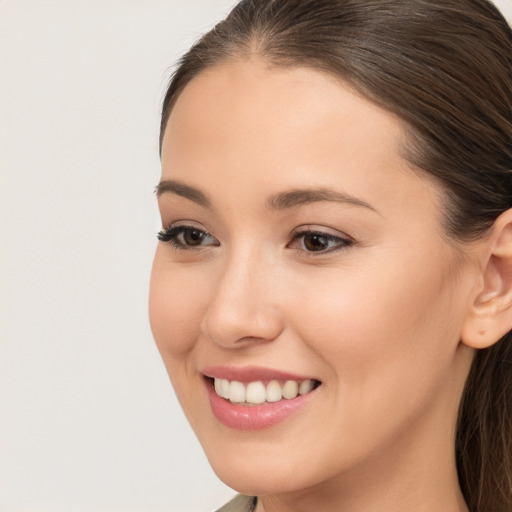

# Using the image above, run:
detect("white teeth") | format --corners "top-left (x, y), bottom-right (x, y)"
top-left (266, 380), bottom-right (283, 402)
top-left (215, 378), bottom-right (231, 399)
top-left (214, 378), bottom-right (222, 396)
top-left (282, 380), bottom-right (299, 399)
top-left (245, 382), bottom-right (266, 404)
top-left (213, 377), bottom-right (316, 404)
top-left (299, 379), bottom-right (314, 395)
top-left (229, 381), bottom-right (246, 403)
top-left (219, 378), bottom-right (230, 399)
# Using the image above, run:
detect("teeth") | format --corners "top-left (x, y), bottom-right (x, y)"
top-left (266, 380), bottom-right (282, 402)
top-left (214, 378), bottom-right (231, 399)
top-left (229, 381), bottom-right (246, 403)
top-left (245, 382), bottom-right (266, 404)
top-left (214, 378), bottom-right (222, 396)
top-left (220, 379), bottom-right (230, 399)
top-left (299, 379), bottom-right (314, 395)
top-left (282, 380), bottom-right (299, 399)
top-left (213, 377), bottom-right (317, 404)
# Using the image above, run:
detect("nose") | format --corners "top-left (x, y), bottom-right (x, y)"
top-left (201, 248), bottom-right (284, 348)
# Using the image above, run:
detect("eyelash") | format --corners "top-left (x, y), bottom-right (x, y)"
top-left (157, 224), bottom-right (219, 250)
top-left (157, 225), bottom-right (354, 254)
top-left (289, 229), bottom-right (354, 254)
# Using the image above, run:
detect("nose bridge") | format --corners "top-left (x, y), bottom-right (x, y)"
top-left (202, 243), bottom-right (282, 347)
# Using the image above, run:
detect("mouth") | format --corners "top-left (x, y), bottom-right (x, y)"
top-left (201, 367), bottom-right (322, 430)
top-left (206, 376), bottom-right (321, 405)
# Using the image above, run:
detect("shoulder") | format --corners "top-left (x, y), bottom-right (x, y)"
top-left (215, 494), bottom-right (257, 512)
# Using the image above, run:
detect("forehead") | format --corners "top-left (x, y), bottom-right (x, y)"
top-left (161, 59), bottom-right (442, 223)
top-left (164, 59), bottom-right (404, 155)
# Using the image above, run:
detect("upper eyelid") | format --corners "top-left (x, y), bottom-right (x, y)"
top-left (161, 221), bottom-right (217, 237)
top-left (290, 225), bottom-right (353, 240)
top-left (165, 220), bottom-right (210, 230)
top-left (161, 224), bottom-right (352, 237)
top-left (289, 231), bottom-right (353, 246)
top-left (164, 224), bottom-right (216, 237)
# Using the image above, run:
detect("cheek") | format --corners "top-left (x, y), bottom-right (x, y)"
top-left (278, 258), bottom-right (465, 463)
top-left (149, 249), bottom-right (209, 358)
top-left (287, 251), bottom-right (463, 398)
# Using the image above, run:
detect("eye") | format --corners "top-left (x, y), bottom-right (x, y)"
top-left (157, 224), bottom-right (219, 249)
top-left (289, 229), bottom-right (353, 254)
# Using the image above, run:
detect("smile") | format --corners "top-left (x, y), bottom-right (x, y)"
top-left (213, 378), bottom-right (317, 405)
top-left (202, 367), bottom-right (322, 430)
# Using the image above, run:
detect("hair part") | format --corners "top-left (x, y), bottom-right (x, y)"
top-left (160, 2), bottom-right (512, 510)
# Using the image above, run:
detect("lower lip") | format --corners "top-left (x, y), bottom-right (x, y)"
top-left (205, 379), bottom-right (317, 430)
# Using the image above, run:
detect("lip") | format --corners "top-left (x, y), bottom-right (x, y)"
top-left (202, 365), bottom-right (316, 383)
top-left (202, 366), bottom-right (321, 430)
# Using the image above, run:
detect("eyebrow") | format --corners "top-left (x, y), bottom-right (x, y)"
top-left (155, 179), bottom-right (376, 213)
top-left (155, 179), bottom-right (211, 208)
top-left (267, 188), bottom-right (377, 212)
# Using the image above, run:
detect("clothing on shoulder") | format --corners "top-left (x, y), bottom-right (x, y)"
top-left (216, 494), bottom-right (257, 512)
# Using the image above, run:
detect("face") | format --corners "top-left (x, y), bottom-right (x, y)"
top-left (150, 60), bottom-right (477, 498)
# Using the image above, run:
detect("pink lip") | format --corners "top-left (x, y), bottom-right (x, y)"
top-left (202, 365), bottom-right (315, 383)
top-left (202, 366), bottom-right (320, 431)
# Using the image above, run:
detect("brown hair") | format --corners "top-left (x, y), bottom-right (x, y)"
top-left (159, 1), bottom-right (512, 510)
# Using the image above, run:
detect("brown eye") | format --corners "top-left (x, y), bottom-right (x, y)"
top-left (303, 233), bottom-right (331, 252)
top-left (288, 230), bottom-right (354, 254)
top-left (157, 225), bottom-right (219, 249)
top-left (182, 228), bottom-right (207, 246)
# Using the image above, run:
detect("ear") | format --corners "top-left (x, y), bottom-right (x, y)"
top-left (461, 208), bottom-right (512, 349)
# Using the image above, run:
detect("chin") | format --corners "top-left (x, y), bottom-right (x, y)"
top-left (209, 457), bottom-right (302, 497)
top-left (201, 432), bottom-right (338, 498)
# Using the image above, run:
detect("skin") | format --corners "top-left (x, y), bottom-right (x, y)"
top-left (149, 59), bottom-right (485, 512)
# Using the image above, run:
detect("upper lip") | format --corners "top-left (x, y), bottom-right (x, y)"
top-left (201, 365), bottom-right (318, 383)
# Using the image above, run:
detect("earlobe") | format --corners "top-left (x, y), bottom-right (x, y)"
top-left (461, 209), bottom-right (512, 349)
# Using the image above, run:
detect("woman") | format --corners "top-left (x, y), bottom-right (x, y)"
top-left (149, 1), bottom-right (512, 511)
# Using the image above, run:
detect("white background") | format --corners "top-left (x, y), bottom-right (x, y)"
top-left (1, 1), bottom-right (511, 511)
